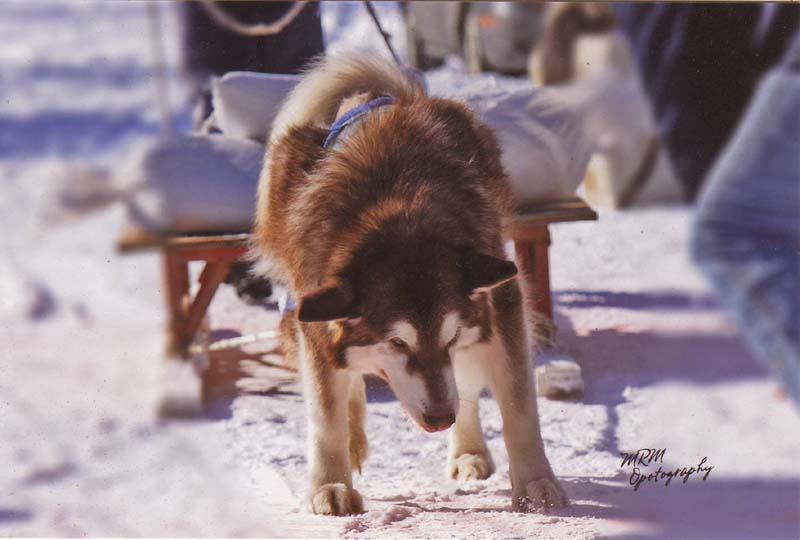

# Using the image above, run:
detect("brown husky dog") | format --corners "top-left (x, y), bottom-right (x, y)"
top-left (253, 53), bottom-right (567, 515)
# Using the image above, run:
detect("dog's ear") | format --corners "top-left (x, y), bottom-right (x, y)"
top-left (298, 281), bottom-right (358, 322)
top-left (460, 248), bottom-right (518, 292)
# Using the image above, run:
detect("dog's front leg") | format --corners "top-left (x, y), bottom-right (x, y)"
top-left (300, 332), bottom-right (364, 516)
top-left (488, 281), bottom-right (568, 511)
top-left (448, 349), bottom-right (495, 481)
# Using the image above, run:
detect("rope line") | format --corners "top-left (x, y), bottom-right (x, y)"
top-left (363, 1), bottom-right (402, 65)
top-left (200, 1), bottom-right (309, 37)
top-left (190, 329), bottom-right (280, 354)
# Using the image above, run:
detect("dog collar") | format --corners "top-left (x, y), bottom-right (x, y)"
top-left (323, 95), bottom-right (397, 149)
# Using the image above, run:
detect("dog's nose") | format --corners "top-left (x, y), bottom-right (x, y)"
top-left (422, 412), bottom-right (456, 431)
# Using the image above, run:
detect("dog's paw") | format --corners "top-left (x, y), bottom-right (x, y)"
top-left (448, 453), bottom-right (495, 481)
top-left (512, 477), bottom-right (568, 511)
top-left (310, 483), bottom-right (364, 516)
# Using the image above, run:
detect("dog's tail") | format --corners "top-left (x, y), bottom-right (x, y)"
top-left (268, 51), bottom-right (425, 145)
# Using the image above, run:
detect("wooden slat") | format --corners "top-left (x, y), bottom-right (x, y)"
top-left (117, 229), bottom-right (167, 253)
top-left (514, 230), bottom-right (553, 320)
top-left (515, 197), bottom-right (597, 225)
top-left (117, 199), bottom-right (596, 254)
top-left (174, 245), bottom-right (250, 262)
top-left (513, 198), bottom-right (597, 240)
top-left (163, 250), bottom-right (190, 356)
top-left (182, 260), bottom-right (235, 353)
top-left (167, 233), bottom-right (250, 249)
top-left (116, 230), bottom-right (249, 254)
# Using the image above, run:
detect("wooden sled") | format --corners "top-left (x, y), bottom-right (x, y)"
top-left (118, 197), bottom-right (597, 414)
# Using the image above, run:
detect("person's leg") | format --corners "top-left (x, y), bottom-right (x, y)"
top-left (179, 2), bottom-right (324, 129)
top-left (181, 2), bottom-right (323, 77)
top-left (250, 2), bottom-right (324, 74)
top-left (691, 34), bottom-right (800, 405)
top-left (614, 4), bottom-right (799, 200)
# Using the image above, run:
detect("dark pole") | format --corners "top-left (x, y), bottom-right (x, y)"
top-left (363, 1), bottom-right (402, 66)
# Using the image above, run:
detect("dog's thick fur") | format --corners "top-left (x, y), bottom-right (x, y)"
top-left (254, 53), bottom-right (566, 515)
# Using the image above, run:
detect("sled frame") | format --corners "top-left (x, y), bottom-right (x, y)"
top-left (117, 198), bottom-right (597, 357)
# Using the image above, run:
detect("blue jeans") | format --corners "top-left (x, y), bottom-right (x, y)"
top-left (691, 34), bottom-right (800, 405)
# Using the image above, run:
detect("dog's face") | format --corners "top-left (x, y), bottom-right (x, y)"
top-left (297, 240), bottom-right (516, 432)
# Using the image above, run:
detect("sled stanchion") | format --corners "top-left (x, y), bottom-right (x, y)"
top-left (510, 199), bottom-right (598, 401)
top-left (514, 226), bottom-right (553, 322)
top-left (163, 248), bottom-right (190, 356)
top-left (533, 229), bottom-right (553, 320)
top-left (123, 232), bottom-right (250, 358)
top-left (183, 259), bottom-right (234, 354)
top-left (511, 197), bottom-right (597, 328)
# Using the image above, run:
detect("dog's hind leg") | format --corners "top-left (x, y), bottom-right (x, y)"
top-left (447, 349), bottom-right (495, 481)
top-left (488, 280), bottom-right (568, 510)
top-left (300, 332), bottom-right (364, 515)
top-left (348, 375), bottom-right (368, 474)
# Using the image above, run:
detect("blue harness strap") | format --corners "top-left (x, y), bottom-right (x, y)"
top-left (323, 95), bottom-right (397, 149)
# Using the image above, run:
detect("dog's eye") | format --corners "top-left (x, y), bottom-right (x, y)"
top-left (447, 327), bottom-right (462, 348)
top-left (388, 337), bottom-right (409, 351)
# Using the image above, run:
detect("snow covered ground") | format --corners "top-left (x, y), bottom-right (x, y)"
top-left (1, 2), bottom-right (798, 538)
